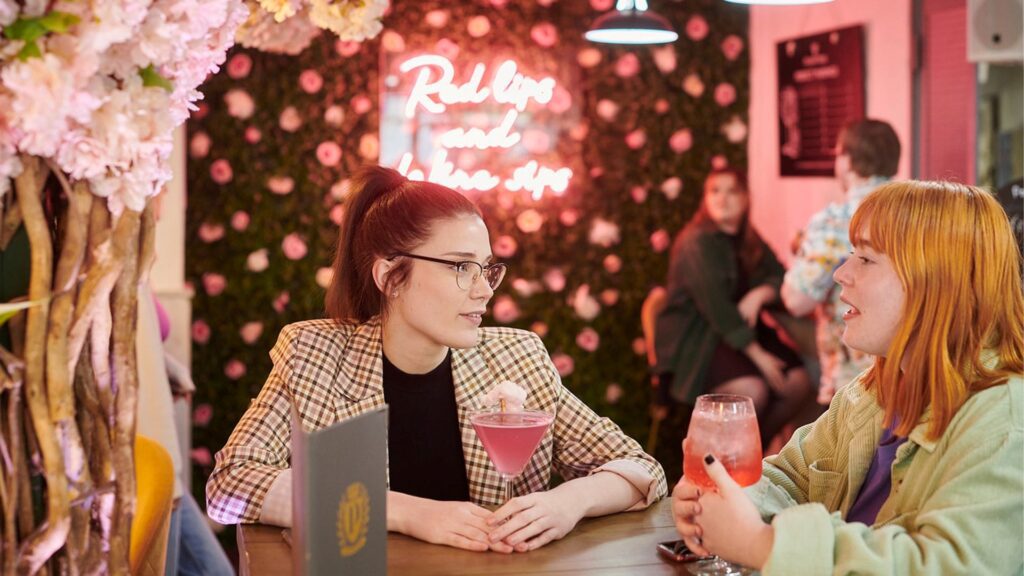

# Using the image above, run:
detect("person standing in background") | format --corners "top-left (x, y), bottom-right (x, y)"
top-left (781, 119), bottom-right (900, 405)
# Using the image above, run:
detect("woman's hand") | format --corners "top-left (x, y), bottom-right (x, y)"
top-left (737, 285), bottom-right (776, 327)
top-left (745, 343), bottom-right (786, 391)
top-left (485, 490), bottom-right (586, 553)
top-left (671, 478), bottom-right (712, 557)
top-left (695, 454), bottom-right (774, 569)
top-left (388, 492), bottom-right (512, 552)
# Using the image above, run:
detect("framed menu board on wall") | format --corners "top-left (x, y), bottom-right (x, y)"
top-left (777, 25), bottom-right (865, 177)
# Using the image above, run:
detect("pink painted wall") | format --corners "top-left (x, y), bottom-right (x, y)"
top-left (747, 0), bottom-right (914, 263)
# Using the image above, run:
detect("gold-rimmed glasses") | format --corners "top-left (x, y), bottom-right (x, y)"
top-left (391, 252), bottom-right (507, 291)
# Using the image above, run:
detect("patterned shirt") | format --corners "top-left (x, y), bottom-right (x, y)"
top-left (206, 317), bottom-right (667, 524)
top-left (784, 179), bottom-right (887, 396)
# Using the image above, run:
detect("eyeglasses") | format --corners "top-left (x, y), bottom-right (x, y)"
top-left (391, 252), bottom-right (507, 291)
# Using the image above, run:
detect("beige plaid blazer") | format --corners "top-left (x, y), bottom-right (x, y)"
top-left (206, 317), bottom-right (667, 524)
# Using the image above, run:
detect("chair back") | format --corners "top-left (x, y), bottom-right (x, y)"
top-left (640, 286), bottom-right (668, 368)
top-left (130, 435), bottom-right (175, 576)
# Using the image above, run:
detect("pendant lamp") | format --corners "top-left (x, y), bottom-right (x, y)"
top-left (585, 0), bottom-right (679, 45)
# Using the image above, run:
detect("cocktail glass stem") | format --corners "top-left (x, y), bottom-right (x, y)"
top-left (502, 474), bottom-right (514, 503)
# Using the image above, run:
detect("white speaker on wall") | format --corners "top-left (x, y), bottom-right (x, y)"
top-left (968, 0), bottom-right (1024, 62)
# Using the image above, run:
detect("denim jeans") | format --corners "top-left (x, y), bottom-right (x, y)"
top-left (166, 492), bottom-right (235, 576)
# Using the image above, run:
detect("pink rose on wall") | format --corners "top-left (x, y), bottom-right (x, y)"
top-left (352, 95), bottom-right (373, 115)
top-left (279, 107), bottom-right (302, 132)
top-left (605, 383), bottom-right (624, 405)
top-left (570, 122), bottom-right (590, 141)
top-left (247, 249), bottom-right (269, 272)
top-left (543, 268), bottom-right (566, 292)
top-left (625, 129), bottom-right (646, 150)
top-left (239, 322), bottom-right (263, 345)
top-left (272, 291), bottom-right (291, 313)
top-left (722, 116), bottom-right (747, 143)
top-left (202, 273), bottom-right (227, 296)
top-left (548, 86), bottom-right (572, 114)
top-left (425, 9), bottom-right (449, 28)
top-left (571, 285), bottom-right (601, 321)
top-left (267, 176), bottom-right (295, 195)
top-left (683, 73), bottom-right (705, 98)
top-left (381, 30), bottom-right (406, 52)
top-left (193, 404), bottom-right (214, 427)
top-left (652, 46), bottom-right (676, 73)
top-left (492, 296), bottom-right (520, 324)
top-left (316, 141), bottom-right (342, 167)
top-left (590, 166), bottom-right (604, 179)
top-left (721, 35), bottom-right (745, 61)
top-left (661, 177), bottom-right (683, 199)
top-left (596, 99), bottom-right (619, 121)
top-left (576, 327), bottom-right (600, 352)
top-left (467, 15), bottom-right (491, 38)
top-left (193, 103), bottom-right (210, 121)
top-left (489, 0), bottom-right (509, 7)
top-left (631, 186), bottom-right (648, 203)
top-left (330, 204), bottom-right (345, 225)
top-left (336, 40), bottom-right (362, 57)
top-left (191, 447), bottom-right (213, 467)
top-left (231, 211), bottom-right (250, 231)
top-left (577, 47), bottom-right (602, 68)
top-left (632, 337), bottom-right (647, 356)
top-left (603, 254), bottom-right (622, 274)
top-left (224, 360), bottom-right (247, 380)
top-left (359, 134), bottom-right (380, 159)
top-left (589, 218), bottom-right (621, 247)
top-left (530, 322), bottom-right (549, 338)
top-left (711, 155), bottom-right (728, 170)
top-left (551, 353), bottom-right (575, 377)
top-left (516, 209), bottom-right (544, 233)
top-left (316, 268), bottom-right (334, 289)
top-left (531, 22), bottom-right (558, 47)
top-left (686, 15), bottom-right (709, 41)
top-left (537, 0), bottom-right (556, 6)
top-left (590, 0), bottom-right (614, 10)
top-left (282, 233), bottom-right (308, 260)
top-left (512, 279), bottom-right (542, 297)
top-left (493, 235), bottom-right (518, 258)
top-left (650, 229), bottom-right (671, 253)
top-left (244, 127), bottom-right (262, 143)
top-left (435, 38), bottom-right (459, 60)
top-left (191, 320), bottom-right (211, 345)
top-left (559, 209), bottom-right (579, 227)
top-left (670, 129), bottom-right (693, 153)
top-left (654, 99), bottom-right (670, 114)
top-left (190, 132), bottom-right (211, 158)
top-left (714, 83), bottom-right (737, 107)
top-left (225, 89), bottom-right (255, 119)
top-left (324, 106), bottom-right (345, 127)
top-left (299, 70), bottom-right (323, 94)
top-left (210, 159), bottom-right (233, 184)
top-left (227, 53), bottom-right (252, 79)
top-left (614, 53), bottom-right (640, 78)
top-left (198, 223), bottom-right (225, 243)
top-left (600, 289), bottom-right (619, 306)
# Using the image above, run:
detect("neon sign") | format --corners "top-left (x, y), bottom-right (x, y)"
top-left (388, 54), bottom-right (573, 200)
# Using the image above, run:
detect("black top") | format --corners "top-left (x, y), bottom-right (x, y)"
top-left (382, 350), bottom-right (470, 501)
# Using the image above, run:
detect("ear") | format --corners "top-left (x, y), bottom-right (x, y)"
top-left (371, 257), bottom-right (394, 294)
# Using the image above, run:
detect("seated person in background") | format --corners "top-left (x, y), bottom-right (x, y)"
top-left (653, 168), bottom-right (812, 479)
top-left (206, 166), bottom-right (667, 553)
top-left (673, 180), bottom-right (1024, 575)
top-left (781, 119), bottom-right (901, 405)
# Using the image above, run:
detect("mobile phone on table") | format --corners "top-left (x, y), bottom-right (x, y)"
top-left (656, 540), bottom-right (702, 563)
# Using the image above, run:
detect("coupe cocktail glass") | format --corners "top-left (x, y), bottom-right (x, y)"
top-left (470, 409), bottom-right (554, 503)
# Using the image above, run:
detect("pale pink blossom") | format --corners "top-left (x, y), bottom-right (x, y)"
top-left (316, 141), bottom-right (342, 166)
top-left (279, 106), bottom-right (302, 132)
top-left (711, 155), bottom-right (728, 170)
top-left (381, 30), bottom-right (405, 52)
top-left (351, 95), bottom-right (372, 114)
top-left (57, 132), bottom-right (108, 180)
top-left (543, 268), bottom-right (566, 292)
top-left (424, 9), bottom-right (449, 28)
top-left (722, 116), bottom-right (747, 143)
top-left (193, 404), bottom-right (214, 427)
top-left (282, 233), bottom-right (308, 260)
top-left (324, 105), bottom-right (345, 126)
top-left (652, 46), bottom-right (676, 73)
top-left (493, 235), bottom-right (518, 258)
top-left (335, 40), bottom-right (362, 57)
top-left (224, 359), bottom-right (246, 380)
top-left (589, 218), bottom-right (620, 247)
top-left (551, 353), bottom-right (574, 377)
top-left (625, 129), bottom-right (646, 150)
top-left (435, 37), bottom-right (460, 60)
top-left (654, 99), bottom-right (670, 114)
top-left (247, 249), bottom-right (269, 272)
top-left (559, 209), bottom-right (579, 227)
top-left (478, 381), bottom-right (527, 411)
top-left (231, 211), bottom-right (250, 231)
top-left (596, 99), bottom-right (619, 121)
top-left (721, 35), bottom-right (745, 61)
top-left (577, 47), bottom-right (602, 68)
top-left (299, 69), bottom-right (323, 94)
top-left (714, 83), bottom-right (737, 107)
top-left (492, 296), bottom-right (520, 324)
top-left (316, 267), bottom-right (334, 288)
top-left (210, 159), bottom-right (233, 184)
top-left (603, 254), bottom-right (622, 274)
top-left (650, 229), bottom-right (671, 253)
top-left (191, 447), bottom-right (213, 467)
top-left (359, 133), bottom-right (379, 159)
top-left (239, 321), bottom-right (264, 344)
top-left (191, 319), bottom-right (211, 344)
top-left (605, 383), bottom-right (623, 405)
top-left (670, 129), bottom-right (693, 153)
top-left (190, 132), bottom-right (212, 158)
top-left (614, 53), bottom-right (640, 78)
top-left (266, 176), bottom-right (294, 195)
top-left (198, 223), bottom-right (226, 243)
top-left (330, 204), bottom-right (345, 225)
top-left (227, 53), bottom-right (253, 79)
top-left (547, 86), bottom-right (572, 114)
top-left (531, 321), bottom-right (549, 338)
top-left (522, 129), bottom-right (551, 154)
top-left (272, 290), bottom-right (290, 313)
top-left (516, 209), bottom-right (544, 233)
top-left (661, 177), bottom-right (682, 200)
top-left (331, 179), bottom-right (351, 200)
top-left (244, 126), bottom-right (262, 143)
top-left (512, 278), bottom-right (543, 298)
top-left (631, 186), bottom-right (648, 203)
top-left (600, 289), bottom-right (619, 306)
top-left (683, 74), bottom-right (705, 98)
top-left (571, 284), bottom-right (601, 321)
top-left (530, 22), bottom-right (558, 47)
top-left (686, 15), bottom-right (709, 41)
top-left (202, 273), bottom-right (227, 296)
top-left (576, 327), bottom-right (600, 352)
top-left (467, 15), bottom-right (491, 38)
top-left (225, 89), bottom-right (255, 119)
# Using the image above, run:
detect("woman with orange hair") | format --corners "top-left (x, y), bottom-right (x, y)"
top-left (672, 180), bottom-right (1024, 574)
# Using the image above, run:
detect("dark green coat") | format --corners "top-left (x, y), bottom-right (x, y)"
top-left (653, 222), bottom-right (784, 403)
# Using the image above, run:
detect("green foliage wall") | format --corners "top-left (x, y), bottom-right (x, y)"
top-left (186, 0), bottom-right (749, 502)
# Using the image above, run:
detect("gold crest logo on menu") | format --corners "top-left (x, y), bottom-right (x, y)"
top-left (337, 482), bottom-right (370, 557)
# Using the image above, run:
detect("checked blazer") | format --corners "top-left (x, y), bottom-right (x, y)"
top-left (207, 317), bottom-right (667, 524)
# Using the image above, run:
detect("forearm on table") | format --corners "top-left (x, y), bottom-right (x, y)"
top-left (551, 471), bottom-right (644, 518)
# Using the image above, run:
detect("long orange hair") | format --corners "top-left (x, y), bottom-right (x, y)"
top-left (850, 181), bottom-right (1024, 440)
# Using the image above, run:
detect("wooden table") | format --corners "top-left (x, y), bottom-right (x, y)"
top-left (238, 499), bottom-right (693, 575)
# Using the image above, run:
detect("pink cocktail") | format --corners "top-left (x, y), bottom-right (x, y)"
top-left (471, 410), bottom-right (553, 502)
